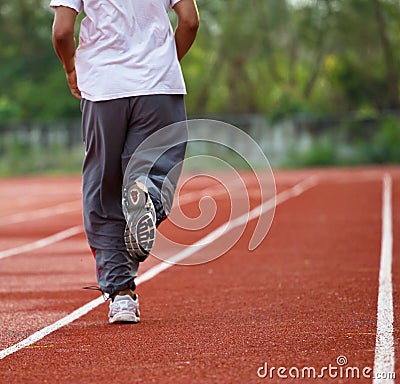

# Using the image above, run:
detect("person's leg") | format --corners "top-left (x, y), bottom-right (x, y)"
top-left (81, 98), bottom-right (139, 297)
top-left (122, 94), bottom-right (187, 226)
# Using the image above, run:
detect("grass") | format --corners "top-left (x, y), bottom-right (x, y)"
top-left (0, 140), bottom-right (84, 176)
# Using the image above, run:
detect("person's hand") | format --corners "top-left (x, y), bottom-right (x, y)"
top-left (66, 68), bottom-right (81, 99)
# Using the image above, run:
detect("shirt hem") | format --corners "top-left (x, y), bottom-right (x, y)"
top-left (81, 89), bottom-right (187, 102)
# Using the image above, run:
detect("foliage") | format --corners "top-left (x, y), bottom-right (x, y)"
top-left (0, 0), bottom-right (80, 122)
top-left (184, 0), bottom-right (400, 117)
top-left (285, 115), bottom-right (400, 167)
top-left (1, 0), bottom-right (400, 123)
top-left (357, 117), bottom-right (400, 163)
top-left (0, 0), bottom-right (399, 169)
top-left (0, 138), bottom-right (83, 175)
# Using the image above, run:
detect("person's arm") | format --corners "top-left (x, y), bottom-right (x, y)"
top-left (52, 6), bottom-right (81, 99)
top-left (173, 0), bottom-right (199, 62)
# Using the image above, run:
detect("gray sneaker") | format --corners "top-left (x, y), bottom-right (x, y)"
top-left (109, 294), bottom-right (140, 324)
top-left (122, 181), bottom-right (156, 262)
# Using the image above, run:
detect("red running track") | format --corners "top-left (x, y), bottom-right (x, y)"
top-left (0, 167), bottom-right (399, 384)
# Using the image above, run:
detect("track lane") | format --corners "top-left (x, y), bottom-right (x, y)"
top-left (0, 175), bottom-right (308, 360)
top-left (1, 171), bottom-right (394, 383)
top-left (0, 176), bottom-right (81, 217)
top-left (391, 176), bottom-right (400, 383)
top-left (0, 172), bottom-right (277, 355)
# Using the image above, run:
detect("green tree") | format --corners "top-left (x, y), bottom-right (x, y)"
top-left (1, 0), bottom-right (400, 122)
top-left (0, 0), bottom-right (80, 122)
top-left (323, 0), bottom-right (400, 112)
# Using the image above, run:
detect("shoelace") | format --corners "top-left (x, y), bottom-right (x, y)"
top-left (82, 285), bottom-right (110, 301)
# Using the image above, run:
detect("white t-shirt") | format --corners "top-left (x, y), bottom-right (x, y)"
top-left (50, 0), bottom-right (186, 101)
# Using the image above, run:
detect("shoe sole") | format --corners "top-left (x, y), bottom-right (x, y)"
top-left (109, 311), bottom-right (140, 324)
top-left (123, 182), bottom-right (156, 262)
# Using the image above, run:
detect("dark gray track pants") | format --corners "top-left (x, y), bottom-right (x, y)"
top-left (81, 95), bottom-right (186, 296)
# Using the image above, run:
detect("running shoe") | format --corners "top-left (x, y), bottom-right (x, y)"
top-left (109, 293), bottom-right (140, 324)
top-left (122, 181), bottom-right (156, 262)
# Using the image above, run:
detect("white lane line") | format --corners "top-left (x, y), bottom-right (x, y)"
top-left (0, 177), bottom-right (259, 260)
top-left (373, 174), bottom-right (395, 384)
top-left (0, 176), bottom-right (241, 227)
top-left (0, 176), bottom-right (318, 360)
top-left (0, 226), bottom-right (84, 260)
top-left (0, 200), bottom-right (81, 226)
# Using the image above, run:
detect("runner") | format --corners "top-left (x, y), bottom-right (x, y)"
top-left (50, 0), bottom-right (199, 323)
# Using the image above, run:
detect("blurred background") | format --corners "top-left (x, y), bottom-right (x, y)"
top-left (0, 0), bottom-right (400, 175)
